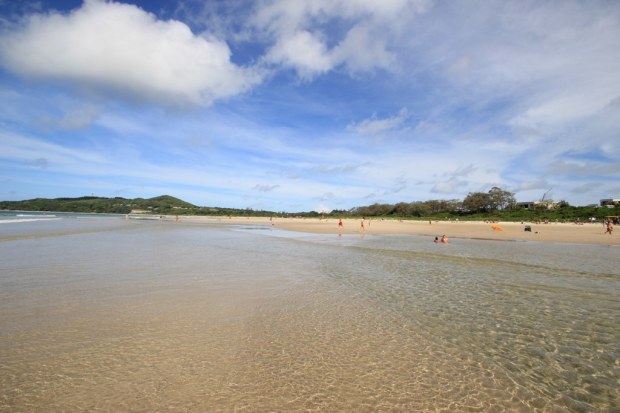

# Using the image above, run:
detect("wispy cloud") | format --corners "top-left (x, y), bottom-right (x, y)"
top-left (349, 108), bottom-right (409, 136)
top-left (253, 184), bottom-right (280, 192)
top-left (33, 106), bottom-right (99, 131)
top-left (0, 0), bottom-right (618, 210)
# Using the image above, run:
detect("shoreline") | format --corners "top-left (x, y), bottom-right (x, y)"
top-left (2, 210), bottom-right (618, 245)
top-left (208, 216), bottom-right (619, 246)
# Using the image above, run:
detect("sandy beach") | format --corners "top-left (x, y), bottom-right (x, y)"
top-left (200, 216), bottom-right (619, 245)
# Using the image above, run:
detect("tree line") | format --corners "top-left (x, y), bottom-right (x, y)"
top-left (333, 187), bottom-right (614, 222)
top-left (1, 189), bottom-right (616, 222)
top-left (344, 187), bottom-right (516, 217)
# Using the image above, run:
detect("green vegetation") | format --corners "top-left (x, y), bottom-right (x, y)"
top-left (0, 195), bottom-right (191, 214)
top-left (345, 187), bottom-right (617, 223)
top-left (0, 195), bottom-right (276, 217)
top-left (1, 189), bottom-right (617, 223)
top-left (346, 200), bottom-right (616, 222)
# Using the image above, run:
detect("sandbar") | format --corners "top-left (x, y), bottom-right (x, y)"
top-left (195, 216), bottom-right (619, 246)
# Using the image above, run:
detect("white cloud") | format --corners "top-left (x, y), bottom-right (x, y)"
top-left (350, 108), bottom-right (409, 135)
top-left (431, 178), bottom-right (467, 194)
top-left (0, 0), bottom-right (261, 106)
top-left (1, 131), bottom-right (107, 166)
top-left (33, 106), bottom-right (100, 131)
top-left (547, 160), bottom-right (620, 177)
top-left (59, 106), bottom-right (100, 130)
top-left (513, 86), bottom-right (620, 130)
top-left (2, 0), bottom-right (619, 209)
top-left (570, 183), bottom-right (598, 195)
top-left (253, 0), bottom-right (428, 78)
top-left (444, 164), bottom-right (477, 178)
top-left (424, 2), bottom-right (620, 133)
top-left (331, 22), bottom-right (396, 73)
top-left (312, 164), bottom-right (363, 175)
top-left (516, 178), bottom-right (550, 192)
top-left (266, 30), bottom-right (332, 78)
top-left (253, 184), bottom-right (280, 192)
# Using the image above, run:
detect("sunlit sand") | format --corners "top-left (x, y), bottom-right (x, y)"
top-left (187, 216), bottom-right (619, 245)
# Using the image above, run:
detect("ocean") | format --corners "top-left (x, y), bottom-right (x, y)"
top-left (0, 215), bottom-right (618, 412)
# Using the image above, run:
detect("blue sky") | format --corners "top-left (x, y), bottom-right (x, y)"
top-left (1, 0), bottom-right (619, 212)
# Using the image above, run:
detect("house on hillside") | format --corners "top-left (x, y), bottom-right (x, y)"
top-left (600, 198), bottom-right (620, 207)
top-left (516, 201), bottom-right (559, 210)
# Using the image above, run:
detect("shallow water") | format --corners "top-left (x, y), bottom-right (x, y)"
top-left (0, 218), bottom-right (618, 412)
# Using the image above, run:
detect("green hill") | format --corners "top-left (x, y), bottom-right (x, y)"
top-left (2, 194), bottom-right (615, 221)
top-left (0, 195), bottom-right (196, 215)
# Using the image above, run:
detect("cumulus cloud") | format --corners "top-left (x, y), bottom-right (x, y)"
top-left (253, 0), bottom-right (428, 78)
top-left (266, 30), bottom-right (332, 79)
top-left (2, 0), bottom-right (618, 209)
top-left (0, 0), bottom-right (261, 106)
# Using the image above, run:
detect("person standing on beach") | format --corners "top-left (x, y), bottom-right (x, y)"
top-left (605, 220), bottom-right (614, 235)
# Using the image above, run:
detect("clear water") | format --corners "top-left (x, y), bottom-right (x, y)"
top-left (0, 218), bottom-right (618, 412)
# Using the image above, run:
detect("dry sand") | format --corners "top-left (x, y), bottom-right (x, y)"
top-left (202, 216), bottom-right (619, 246)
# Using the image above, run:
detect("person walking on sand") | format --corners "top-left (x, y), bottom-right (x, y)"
top-left (605, 220), bottom-right (614, 235)
top-left (338, 218), bottom-right (343, 228)
top-left (360, 219), bottom-right (365, 233)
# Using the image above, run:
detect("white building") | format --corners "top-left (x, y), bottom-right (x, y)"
top-left (516, 201), bottom-right (559, 210)
top-left (600, 199), bottom-right (620, 207)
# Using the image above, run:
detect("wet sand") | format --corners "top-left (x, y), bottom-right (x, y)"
top-left (195, 216), bottom-right (619, 245)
